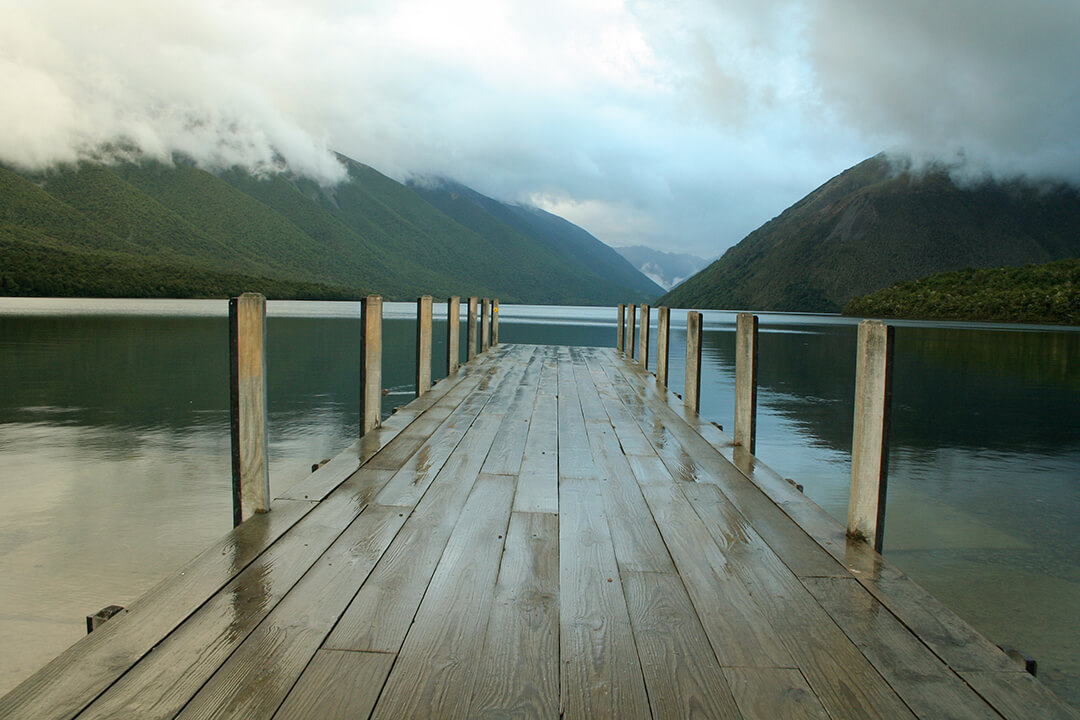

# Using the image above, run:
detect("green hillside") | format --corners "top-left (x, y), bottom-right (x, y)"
top-left (660, 154), bottom-right (1080, 312)
top-left (1, 155), bottom-right (660, 304)
top-left (843, 258), bottom-right (1080, 325)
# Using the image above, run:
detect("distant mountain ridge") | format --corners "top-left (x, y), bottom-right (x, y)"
top-left (612, 245), bottom-right (710, 290)
top-left (660, 154), bottom-right (1080, 312)
top-left (0, 154), bottom-right (661, 304)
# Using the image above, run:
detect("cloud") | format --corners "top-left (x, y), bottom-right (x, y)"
top-left (2, 0), bottom-right (1078, 257)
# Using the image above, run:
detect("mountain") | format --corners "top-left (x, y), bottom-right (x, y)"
top-left (407, 178), bottom-right (664, 299)
top-left (660, 154), bottom-right (1080, 312)
top-left (612, 245), bottom-right (710, 290)
top-left (0, 155), bottom-right (661, 304)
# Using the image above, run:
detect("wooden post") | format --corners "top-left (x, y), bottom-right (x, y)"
top-left (628, 304), bottom-right (637, 361)
top-left (848, 320), bottom-right (895, 552)
top-left (638, 304), bottom-right (650, 371)
top-left (481, 298), bottom-right (491, 353)
top-left (733, 313), bottom-right (759, 453)
top-left (229, 293), bottom-right (269, 527)
top-left (416, 295), bottom-right (432, 397)
top-left (492, 299), bottom-right (499, 346)
top-left (685, 311), bottom-right (703, 414)
top-left (447, 296), bottom-right (460, 375)
top-left (616, 304), bottom-right (625, 352)
top-left (467, 297), bottom-right (478, 361)
top-left (360, 295), bottom-right (383, 436)
top-left (656, 306), bottom-right (670, 388)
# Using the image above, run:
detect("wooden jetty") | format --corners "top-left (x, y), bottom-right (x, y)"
top-left (2, 309), bottom-right (1078, 718)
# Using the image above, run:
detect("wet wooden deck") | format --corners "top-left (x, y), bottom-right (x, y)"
top-left (2, 343), bottom-right (1076, 720)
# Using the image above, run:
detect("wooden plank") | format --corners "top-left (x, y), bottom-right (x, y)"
top-left (514, 351), bottom-right (559, 514)
top-left (622, 571), bottom-right (744, 719)
top-left (803, 577), bottom-right (1004, 720)
top-left (273, 650), bottom-right (395, 720)
top-left (723, 668), bottom-right (832, 720)
top-left (684, 310), bottom-right (702, 413)
top-left (963, 671), bottom-right (1080, 720)
top-left (467, 511), bottom-right (560, 720)
top-left (481, 349), bottom-right (543, 476)
top-left (325, 411), bottom-right (506, 652)
top-left (376, 350), bottom-right (529, 508)
top-left (175, 504), bottom-right (408, 720)
top-left (556, 348), bottom-right (595, 480)
top-left (559, 478), bottom-right (651, 720)
top-left (81, 484), bottom-right (400, 720)
top-left (685, 482), bottom-right (917, 720)
top-left (636, 481), bottom-right (795, 669)
top-left (371, 474), bottom-right (515, 720)
top-left (849, 320), bottom-right (895, 551)
top-left (0, 498), bottom-right (315, 720)
top-left (229, 292), bottom-right (269, 525)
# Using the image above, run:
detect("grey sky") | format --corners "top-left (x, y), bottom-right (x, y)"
top-left (3, 0), bottom-right (1078, 257)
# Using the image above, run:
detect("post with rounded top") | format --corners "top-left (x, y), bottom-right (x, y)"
top-left (481, 298), bottom-right (491, 353)
top-left (616, 304), bottom-right (625, 352)
top-left (638, 304), bottom-right (651, 371)
top-left (492, 299), bottom-right (499, 346)
top-left (416, 295), bottom-right (432, 397)
top-left (848, 320), bottom-right (895, 553)
top-left (656, 306), bottom-right (670, 388)
top-left (229, 293), bottom-right (269, 527)
top-left (627, 304), bottom-right (637, 361)
top-left (733, 313), bottom-right (759, 453)
top-left (447, 296), bottom-right (460, 375)
top-left (467, 297), bottom-right (478, 361)
top-left (360, 295), bottom-right (383, 436)
top-left (685, 311), bottom-right (703, 413)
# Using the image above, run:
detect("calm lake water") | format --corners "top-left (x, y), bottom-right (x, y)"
top-left (1, 297), bottom-right (1078, 705)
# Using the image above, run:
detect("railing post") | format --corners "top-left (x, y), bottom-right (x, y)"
top-left (848, 320), bottom-right (895, 552)
top-left (733, 313), bottom-right (759, 453)
top-left (481, 298), bottom-right (491, 353)
top-left (360, 295), bottom-right (383, 436)
top-left (467, 297), bottom-right (478, 361)
top-left (416, 295), bottom-right (432, 397)
top-left (492, 299), bottom-right (499, 346)
top-left (656, 306), bottom-right (670, 388)
top-left (447, 296), bottom-right (460, 375)
top-left (685, 311), bottom-right (703, 413)
top-left (638, 303), bottom-right (650, 371)
top-left (628, 304), bottom-right (637, 361)
top-left (229, 293), bottom-right (269, 527)
top-left (616, 304), bottom-right (625, 352)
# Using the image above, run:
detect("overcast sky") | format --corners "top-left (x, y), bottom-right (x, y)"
top-left (3, 0), bottom-right (1079, 258)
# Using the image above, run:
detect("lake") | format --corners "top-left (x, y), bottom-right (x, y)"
top-left (0, 297), bottom-right (1077, 706)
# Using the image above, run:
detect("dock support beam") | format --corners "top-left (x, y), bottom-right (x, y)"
top-left (616, 304), bottom-right (625, 352)
top-left (656, 306), bottom-right (670, 388)
top-left (229, 293), bottom-right (270, 527)
top-left (467, 297), bottom-right (478, 361)
top-left (360, 295), bottom-right (383, 436)
top-left (492, 299), bottom-right (499, 346)
top-left (416, 295), bottom-right (432, 397)
top-left (447, 296), bottom-right (460, 375)
top-left (685, 311), bottom-right (703, 413)
top-left (628, 304), bottom-right (637, 361)
top-left (638, 304), bottom-right (650, 371)
top-left (481, 298), bottom-right (491, 353)
top-left (733, 313), bottom-right (759, 453)
top-left (848, 320), bottom-right (895, 552)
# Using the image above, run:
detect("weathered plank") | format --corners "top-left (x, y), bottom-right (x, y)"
top-left (229, 292), bottom-right (269, 525)
top-left (559, 478), bottom-right (651, 720)
top-left (622, 570), bottom-right (744, 719)
top-left (962, 670), bottom-right (1080, 720)
top-left (371, 474), bottom-right (515, 720)
top-left (272, 650), bottom-right (395, 720)
top-left (723, 668), bottom-right (832, 720)
top-left (514, 350), bottom-right (559, 514)
top-left (467, 511), bottom-right (560, 720)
